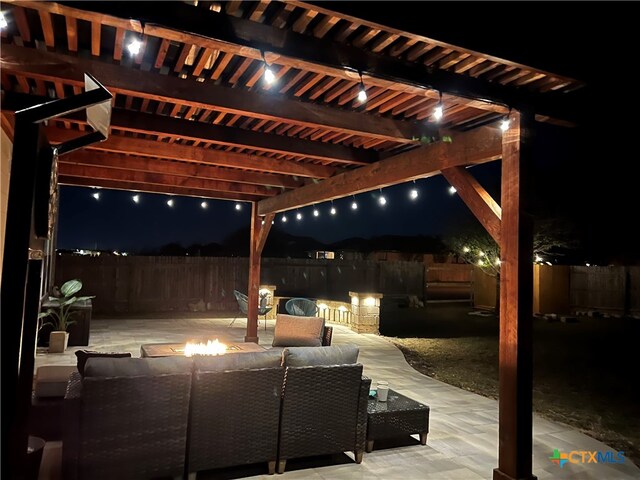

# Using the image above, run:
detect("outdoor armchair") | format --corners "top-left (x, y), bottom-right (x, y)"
top-left (285, 297), bottom-right (319, 317)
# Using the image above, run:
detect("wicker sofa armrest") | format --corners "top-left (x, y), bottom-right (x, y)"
top-left (322, 326), bottom-right (333, 346)
top-left (63, 372), bottom-right (83, 480)
top-left (356, 376), bottom-right (372, 453)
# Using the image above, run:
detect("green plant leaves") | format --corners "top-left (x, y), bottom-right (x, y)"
top-left (61, 279), bottom-right (82, 297)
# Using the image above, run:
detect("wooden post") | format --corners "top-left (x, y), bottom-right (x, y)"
top-left (245, 204), bottom-right (274, 343)
top-left (494, 111), bottom-right (536, 480)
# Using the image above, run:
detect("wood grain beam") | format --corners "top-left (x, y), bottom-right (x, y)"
top-left (494, 110), bottom-right (535, 480)
top-left (59, 176), bottom-right (260, 202)
top-left (59, 163), bottom-right (276, 197)
top-left (61, 150), bottom-right (303, 189)
top-left (441, 166), bottom-right (501, 243)
top-left (258, 126), bottom-right (502, 215)
top-left (0, 44), bottom-right (434, 144)
top-left (46, 127), bottom-right (335, 179)
top-left (256, 213), bottom-right (274, 256)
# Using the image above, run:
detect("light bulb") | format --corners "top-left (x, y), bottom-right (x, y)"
top-left (235, 203), bottom-right (242, 211)
top-left (201, 201), bottom-right (208, 209)
top-left (282, 215), bottom-right (287, 223)
top-left (0, 12), bottom-right (8, 29)
top-left (433, 105), bottom-right (443, 121)
top-left (463, 246), bottom-right (470, 253)
top-left (313, 209), bottom-right (319, 217)
top-left (409, 188), bottom-right (419, 200)
top-left (167, 198), bottom-right (174, 207)
top-left (379, 195), bottom-right (387, 206)
top-left (127, 38), bottom-right (142, 56)
top-left (132, 194), bottom-right (140, 204)
top-left (261, 220), bottom-right (265, 225)
top-left (264, 66), bottom-right (276, 84)
top-left (357, 87), bottom-right (367, 102)
top-left (92, 192), bottom-right (100, 200)
top-left (296, 212), bottom-right (302, 221)
top-left (500, 118), bottom-right (510, 132)
top-left (330, 207), bottom-right (337, 215)
top-left (351, 201), bottom-right (358, 210)
top-left (448, 186), bottom-right (457, 195)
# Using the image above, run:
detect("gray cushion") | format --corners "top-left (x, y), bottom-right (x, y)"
top-left (34, 365), bottom-right (78, 398)
top-left (272, 314), bottom-right (325, 347)
top-left (75, 350), bottom-right (132, 377)
top-left (194, 349), bottom-right (283, 372)
top-left (84, 357), bottom-right (193, 377)
top-left (282, 344), bottom-right (359, 367)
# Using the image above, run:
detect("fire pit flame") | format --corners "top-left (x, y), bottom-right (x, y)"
top-left (184, 339), bottom-right (227, 356)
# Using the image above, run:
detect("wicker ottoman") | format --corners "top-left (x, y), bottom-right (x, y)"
top-left (366, 389), bottom-right (430, 452)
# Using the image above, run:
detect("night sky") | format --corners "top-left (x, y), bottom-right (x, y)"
top-left (56, 2), bottom-right (639, 264)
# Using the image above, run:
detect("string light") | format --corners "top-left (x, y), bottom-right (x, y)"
top-left (433, 92), bottom-right (443, 121)
top-left (448, 186), bottom-right (457, 195)
top-left (235, 203), bottom-right (242, 211)
top-left (200, 201), bottom-right (208, 209)
top-left (282, 214), bottom-right (287, 223)
top-left (357, 73), bottom-right (367, 102)
top-left (378, 189), bottom-right (387, 206)
top-left (313, 207), bottom-right (320, 217)
top-left (0, 12), bottom-right (8, 29)
top-left (262, 51), bottom-right (276, 85)
top-left (463, 246), bottom-right (470, 253)
top-left (166, 198), bottom-right (174, 207)
top-left (330, 206), bottom-right (337, 215)
top-left (132, 194), bottom-right (140, 204)
top-left (127, 37), bottom-right (142, 55)
top-left (351, 196), bottom-right (358, 210)
top-left (296, 211), bottom-right (303, 221)
top-left (500, 117), bottom-right (510, 132)
top-left (92, 192), bottom-right (100, 200)
top-left (495, 258), bottom-right (502, 266)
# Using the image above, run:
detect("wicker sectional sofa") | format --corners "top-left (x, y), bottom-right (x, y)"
top-left (62, 345), bottom-right (370, 480)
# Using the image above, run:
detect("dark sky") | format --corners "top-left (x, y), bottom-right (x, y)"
top-left (57, 2), bottom-right (639, 264)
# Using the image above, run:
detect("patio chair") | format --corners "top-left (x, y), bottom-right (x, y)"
top-left (285, 298), bottom-right (319, 317)
top-left (229, 290), bottom-right (272, 329)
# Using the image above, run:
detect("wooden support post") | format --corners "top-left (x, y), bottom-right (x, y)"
top-left (494, 111), bottom-right (536, 480)
top-left (245, 205), bottom-right (273, 343)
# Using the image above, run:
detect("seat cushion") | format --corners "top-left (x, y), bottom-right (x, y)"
top-left (272, 314), bottom-right (324, 347)
top-left (34, 365), bottom-right (78, 398)
top-left (194, 349), bottom-right (283, 372)
top-left (282, 344), bottom-right (359, 366)
top-left (75, 350), bottom-right (132, 377)
top-left (84, 356), bottom-right (193, 377)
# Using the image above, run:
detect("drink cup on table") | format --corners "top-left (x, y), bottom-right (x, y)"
top-left (376, 381), bottom-right (389, 402)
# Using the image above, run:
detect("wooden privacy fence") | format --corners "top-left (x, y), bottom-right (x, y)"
top-left (55, 255), bottom-right (424, 314)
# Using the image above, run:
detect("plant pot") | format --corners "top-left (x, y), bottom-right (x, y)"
top-left (49, 331), bottom-right (69, 353)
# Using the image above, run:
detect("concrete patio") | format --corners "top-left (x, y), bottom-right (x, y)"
top-left (36, 316), bottom-right (640, 480)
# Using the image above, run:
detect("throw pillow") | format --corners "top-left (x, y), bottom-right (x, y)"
top-left (272, 314), bottom-right (324, 347)
top-left (282, 344), bottom-right (359, 366)
top-left (75, 350), bottom-right (132, 377)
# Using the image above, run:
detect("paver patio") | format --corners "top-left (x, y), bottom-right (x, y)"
top-left (35, 317), bottom-right (640, 480)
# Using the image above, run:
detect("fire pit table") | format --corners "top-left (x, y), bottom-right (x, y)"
top-left (140, 341), bottom-right (266, 358)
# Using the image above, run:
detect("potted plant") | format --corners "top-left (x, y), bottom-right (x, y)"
top-left (39, 279), bottom-right (94, 353)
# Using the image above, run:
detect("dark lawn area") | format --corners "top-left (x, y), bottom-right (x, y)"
top-left (381, 302), bottom-right (640, 466)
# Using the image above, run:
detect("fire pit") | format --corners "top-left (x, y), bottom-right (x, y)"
top-left (140, 341), bottom-right (266, 358)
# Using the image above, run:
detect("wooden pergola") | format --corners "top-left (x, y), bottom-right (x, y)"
top-left (0, 2), bottom-right (583, 479)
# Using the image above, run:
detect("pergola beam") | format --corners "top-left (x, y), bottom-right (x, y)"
top-left (46, 128), bottom-right (336, 179)
top-left (58, 164), bottom-right (277, 197)
top-left (59, 176), bottom-right (260, 202)
top-left (37, 0), bottom-right (582, 123)
top-left (258, 126), bottom-right (502, 215)
top-left (441, 166), bottom-right (502, 243)
top-left (1, 44), bottom-right (436, 144)
top-left (1, 93), bottom-right (377, 166)
top-left (60, 150), bottom-right (304, 189)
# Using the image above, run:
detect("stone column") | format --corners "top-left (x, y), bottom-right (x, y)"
top-left (349, 292), bottom-right (383, 334)
top-left (259, 284), bottom-right (277, 320)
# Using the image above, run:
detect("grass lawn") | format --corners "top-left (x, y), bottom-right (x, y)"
top-left (381, 303), bottom-right (640, 466)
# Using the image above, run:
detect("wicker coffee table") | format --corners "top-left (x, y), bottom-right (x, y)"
top-left (366, 389), bottom-right (430, 452)
top-left (140, 342), bottom-right (266, 358)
